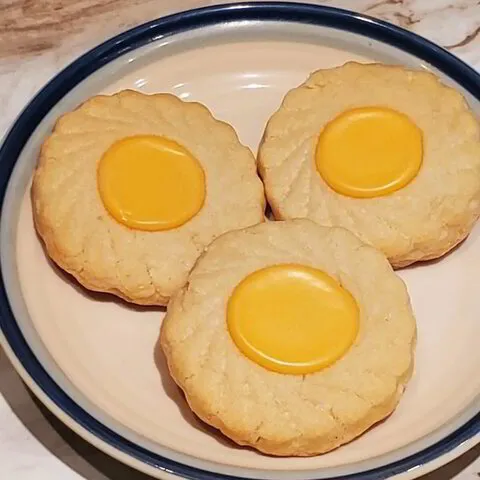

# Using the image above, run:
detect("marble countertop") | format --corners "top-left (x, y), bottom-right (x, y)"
top-left (0, 1), bottom-right (479, 479)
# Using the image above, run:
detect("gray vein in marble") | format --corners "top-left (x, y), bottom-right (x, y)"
top-left (1, 0), bottom-right (480, 59)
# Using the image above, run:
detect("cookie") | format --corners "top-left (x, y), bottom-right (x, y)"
top-left (32, 90), bottom-right (265, 305)
top-left (161, 219), bottom-right (416, 456)
top-left (258, 62), bottom-right (480, 268)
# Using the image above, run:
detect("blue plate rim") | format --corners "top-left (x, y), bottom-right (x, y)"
top-left (0, 2), bottom-right (479, 479)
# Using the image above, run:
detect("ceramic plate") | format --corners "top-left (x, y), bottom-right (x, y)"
top-left (1, 3), bottom-right (479, 479)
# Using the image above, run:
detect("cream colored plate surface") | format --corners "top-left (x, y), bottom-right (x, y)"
top-left (2, 20), bottom-right (479, 480)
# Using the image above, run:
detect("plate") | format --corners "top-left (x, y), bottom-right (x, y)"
top-left (1, 3), bottom-right (479, 479)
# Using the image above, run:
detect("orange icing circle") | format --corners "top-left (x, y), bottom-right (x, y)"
top-left (98, 135), bottom-right (205, 231)
top-left (227, 264), bottom-right (359, 375)
top-left (316, 107), bottom-right (423, 198)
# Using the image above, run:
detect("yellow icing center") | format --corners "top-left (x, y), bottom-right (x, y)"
top-left (315, 107), bottom-right (423, 198)
top-left (227, 264), bottom-right (359, 375)
top-left (97, 135), bottom-right (205, 231)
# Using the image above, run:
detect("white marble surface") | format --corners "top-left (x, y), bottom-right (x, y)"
top-left (0, 0), bottom-right (479, 478)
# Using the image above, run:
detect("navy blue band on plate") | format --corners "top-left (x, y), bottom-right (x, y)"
top-left (1, 3), bottom-right (479, 479)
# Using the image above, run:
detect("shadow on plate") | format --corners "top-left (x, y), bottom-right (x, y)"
top-left (0, 349), bottom-right (479, 479)
top-left (152, 335), bottom-right (402, 457)
top-left (398, 229), bottom-right (475, 272)
top-left (36, 228), bottom-right (165, 314)
top-left (153, 335), bottom-right (250, 451)
top-left (0, 348), bottom-right (152, 479)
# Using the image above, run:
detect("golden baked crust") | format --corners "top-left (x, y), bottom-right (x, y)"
top-left (32, 90), bottom-right (265, 305)
top-left (258, 62), bottom-right (480, 268)
top-left (161, 219), bottom-right (416, 456)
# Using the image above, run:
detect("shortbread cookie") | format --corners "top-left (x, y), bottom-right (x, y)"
top-left (258, 62), bottom-right (480, 268)
top-left (32, 90), bottom-right (265, 305)
top-left (161, 219), bottom-right (416, 456)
